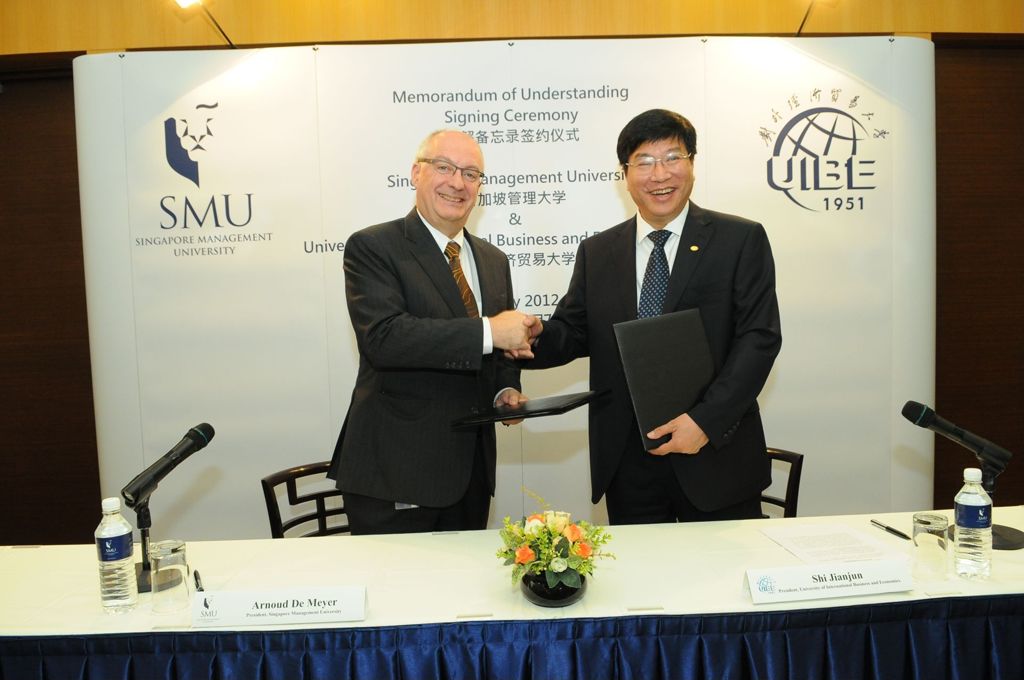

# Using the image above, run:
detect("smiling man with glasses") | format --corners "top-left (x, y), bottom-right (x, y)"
top-left (329, 130), bottom-right (539, 535)
top-left (523, 109), bottom-right (782, 526)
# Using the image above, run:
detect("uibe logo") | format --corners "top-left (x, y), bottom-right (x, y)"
top-left (763, 100), bottom-right (887, 212)
top-left (164, 102), bottom-right (218, 188)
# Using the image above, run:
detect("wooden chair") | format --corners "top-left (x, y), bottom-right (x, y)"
top-left (260, 461), bottom-right (349, 538)
top-left (761, 448), bottom-right (804, 518)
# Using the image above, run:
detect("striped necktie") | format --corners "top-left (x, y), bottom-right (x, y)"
top-left (444, 240), bottom-right (480, 318)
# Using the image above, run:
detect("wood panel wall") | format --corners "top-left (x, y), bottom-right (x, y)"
top-left (0, 54), bottom-right (99, 544)
top-left (933, 38), bottom-right (1024, 508)
top-left (1, 0), bottom-right (1021, 55)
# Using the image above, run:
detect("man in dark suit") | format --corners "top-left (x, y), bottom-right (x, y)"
top-left (329, 130), bottom-right (537, 535)
top-left (525, 109), bottom-right (782, 524)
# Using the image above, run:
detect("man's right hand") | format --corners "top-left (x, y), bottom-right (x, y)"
top-left (500, 315), bottom-right (542, 360)
top-left (490, 311), bottom-right (541, 357)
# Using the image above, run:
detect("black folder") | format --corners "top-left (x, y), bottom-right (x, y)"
top-left (613, 309), bottom-right (714, 450)
top-left (453, 390), bottom-right (597, 427)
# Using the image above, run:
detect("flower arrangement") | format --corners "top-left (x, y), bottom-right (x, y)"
top-left (496, 510), bottom-right (613, 590)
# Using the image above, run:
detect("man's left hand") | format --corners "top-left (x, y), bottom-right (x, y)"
top-left (496, 388), bottom-right (528, 426)
top-left (647, 413), bottom-right (708, 456)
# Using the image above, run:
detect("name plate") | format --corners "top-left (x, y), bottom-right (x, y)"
top-left (191, 586), bottom-right (366, 627)
top-left (745, 559), bottom-right (911, 604)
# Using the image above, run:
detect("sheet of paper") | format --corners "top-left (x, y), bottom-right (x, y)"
top-left (760, 524), bottom-right (904, 563)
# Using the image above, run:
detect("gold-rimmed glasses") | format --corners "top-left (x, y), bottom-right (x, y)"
top-left (624, 151), bottom-right (693, 175)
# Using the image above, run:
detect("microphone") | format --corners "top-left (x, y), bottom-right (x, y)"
top-left (901, 401), bottom-right (1012, 469)
top-left (902, 401), bottom-right (1024, 551)
top-left (121, 423), bottom-right (215, 508)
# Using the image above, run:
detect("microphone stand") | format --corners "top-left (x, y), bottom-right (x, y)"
top-left (132, 500), bottom-right (154, 593)
top-left (118, 424), bottom-right (214, 592)
top-left (979, 461), bottom-right (1024, 551)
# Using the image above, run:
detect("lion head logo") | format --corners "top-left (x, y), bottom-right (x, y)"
top-left (164, 102), bottom-right (218, 188)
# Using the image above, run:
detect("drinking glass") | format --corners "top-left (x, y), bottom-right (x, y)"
top-left (150, 539), bottom-right (190, 613)
top-left (911, 513), bottom-right (950, 582)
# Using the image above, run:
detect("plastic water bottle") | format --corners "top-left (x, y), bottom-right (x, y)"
top-left (954, 467), bottom-right (992, 580)
top-left (95, 496), bottom-right (139, 612)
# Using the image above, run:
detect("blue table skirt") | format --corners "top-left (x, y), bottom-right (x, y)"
top-left (2, 594), bottom-right (1022, 680)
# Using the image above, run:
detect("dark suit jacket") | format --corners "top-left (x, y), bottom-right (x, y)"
top-left (530, 203), bottom-right (782, 512)
top-left (328, 209), bottom-right (520, 507)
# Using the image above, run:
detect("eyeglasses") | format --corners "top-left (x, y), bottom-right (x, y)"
top-left (417, 157), bottom-right (485, 184)
top-left (624, 151), bottom-right (693, 174)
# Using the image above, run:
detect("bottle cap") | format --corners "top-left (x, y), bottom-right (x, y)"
top-left (963, 467), bottom-right (982, 483)
top-left (101, 496), bottom-right (121, 512)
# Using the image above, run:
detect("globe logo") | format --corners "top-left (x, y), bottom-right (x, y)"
top-left (766, 106), bottom-right (876, 211)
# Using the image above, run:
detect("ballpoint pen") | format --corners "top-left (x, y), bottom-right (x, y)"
top-left (193, 569), bottom-right (205, 592)
top-left (870, 519), bottom-right (912, 541)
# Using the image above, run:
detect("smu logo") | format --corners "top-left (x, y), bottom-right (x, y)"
top-left (164, 103), bottom-right (217, 188)
top-left (158, 101), bottom-right (254, 231)
top-left (762, 89), bottom-right (889, 212)
top-left (198, 594), bottom-right (220, 619)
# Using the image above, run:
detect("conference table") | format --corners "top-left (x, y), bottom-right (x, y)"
top-left (2, 508), bottom-right (1023, 680)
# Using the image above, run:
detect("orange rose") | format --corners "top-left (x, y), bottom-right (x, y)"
top-left (527, 513), bottom-right (544, 522)
top-left (514, 545), bottom-right (536, 564)
top-left (562, 523), bottom-right (583, 543)
top-left (575, 541), bottom-right (592, 558)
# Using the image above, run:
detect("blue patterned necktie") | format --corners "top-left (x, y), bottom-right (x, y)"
top-left (637, 230), bottom-right (671, 318)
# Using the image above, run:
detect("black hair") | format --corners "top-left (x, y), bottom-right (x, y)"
top-left (616, 109), bottom-right (697, 167)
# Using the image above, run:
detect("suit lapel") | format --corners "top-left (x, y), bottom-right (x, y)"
top-left (663, 202), bottom-right (712, 313)
top-left (403, 210), bottom-right (468, 318)
top-left (610, 218), bottom-right (640, 322)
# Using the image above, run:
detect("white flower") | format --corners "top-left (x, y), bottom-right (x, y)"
top-left (549, 557), bottom-right (568, 573)
top-left (546, 511), bottom-right (571, 534)
top-left (524, 517), bottom-right (545, 537)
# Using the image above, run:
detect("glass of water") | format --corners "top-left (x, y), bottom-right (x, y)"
top-left (150, 539), bottom-right (190, 614)
top-left (911, 513), bottom-right (950, 583)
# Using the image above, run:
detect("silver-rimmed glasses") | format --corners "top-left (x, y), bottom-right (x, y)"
top-left (417, 157), bottom-right (485, 184)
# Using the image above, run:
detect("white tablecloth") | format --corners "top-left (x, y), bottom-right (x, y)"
top-left (3, 508), bottom-right (1022, 636)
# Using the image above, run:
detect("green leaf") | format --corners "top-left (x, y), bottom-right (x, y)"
top-left (554, 536), bottom-right (569, 557)
top-left (560, 569), bottom-right (582, 589)
top-left (545, 569), bottom-right (559, 589)
top-left (512, 564), bottom-right (525, 583)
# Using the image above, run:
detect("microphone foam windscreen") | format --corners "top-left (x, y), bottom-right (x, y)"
top-left (901, 400), bottom-right (933, 427)
top-left (189, 423), bottom-right (215, 446)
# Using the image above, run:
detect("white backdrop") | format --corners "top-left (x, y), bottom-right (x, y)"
top-left (73, 37), bottom-right (936, 541)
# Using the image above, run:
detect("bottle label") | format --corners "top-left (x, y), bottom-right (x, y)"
top-left (955, 502), bottom-right (992, 530)
top-left (96, 533), bottom-right (133, 562)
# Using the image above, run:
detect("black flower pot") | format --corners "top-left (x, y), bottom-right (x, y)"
top-left (520, 572), bottom-right (587, 607)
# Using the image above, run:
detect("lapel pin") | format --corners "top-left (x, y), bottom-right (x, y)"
top-left (690, 245), bottom-right (700, 252)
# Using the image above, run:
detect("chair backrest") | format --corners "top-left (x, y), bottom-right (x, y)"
top-left (761, 448), bottom-right (804, 518)
top-left (260, 461), bottom-right (350, 538)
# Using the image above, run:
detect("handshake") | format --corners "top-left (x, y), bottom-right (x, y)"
top-left (489, 310), bottom-right (543, 360)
